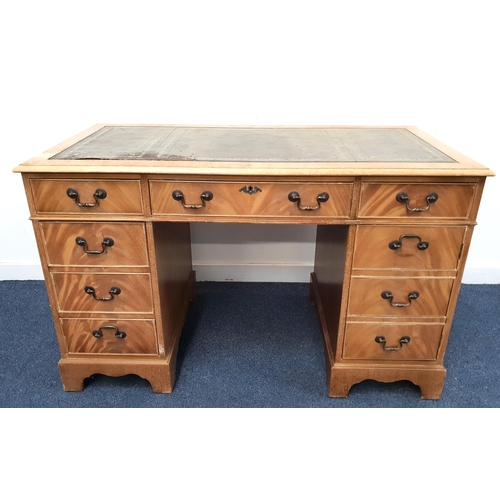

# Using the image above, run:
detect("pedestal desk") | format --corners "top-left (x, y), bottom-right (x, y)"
top-left (14, 125), bottom-right (494, 399)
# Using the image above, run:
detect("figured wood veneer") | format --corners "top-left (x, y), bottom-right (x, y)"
top-left (150, 181), bottom-right (353, 218)
top-left (51, 272), bottom-right (154, 314)
top-left (348, 277), bottom-right (455, 318)
top-left (343, 322), bottom-right (444, 361)
top-left (40, 222), bottom-right (149, 267)
top-left (61, 318), bottom-right (158, 355)
top-left (352, 226), bottom-right (465, 271)
top-left (358, 182), bottom-right (476, 219)
top-left (30, 179), bottom-right (144, 215)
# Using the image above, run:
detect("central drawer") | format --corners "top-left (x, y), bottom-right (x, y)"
top-left (150, 180), bottom-right (353, 218)
top-left (348, 277), bottom-right (454, 318)
top-left (51, 272), bottom-right (154, 314)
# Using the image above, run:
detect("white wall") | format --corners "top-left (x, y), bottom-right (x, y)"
top-left (1, 0), bottom-right (498, 282)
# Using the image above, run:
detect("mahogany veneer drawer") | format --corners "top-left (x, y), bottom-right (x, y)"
top-left (150, 181), bottom-right (353, 218)
top-left (52, 273), bottom-right (154, 314)
top-left (343, 322), bottom-right (443, 361)
top-left (61, 319), bottom-right (158, 355)
top-left (348, 277), bottom-right (454, 317)
top-left (358, 182), bottom-right (476, 219)
top-left (40, 222), bottom-right (149, 267)
top-left (352, 225), bottom-right (466, 271)
top-left (30, 179), bottom-right (143, 215)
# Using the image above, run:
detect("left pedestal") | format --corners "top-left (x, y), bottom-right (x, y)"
top-left (24, 174), bottom-right (194, 393)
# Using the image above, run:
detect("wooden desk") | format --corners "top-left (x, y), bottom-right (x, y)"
top-left (14, 125), bottom-right (494, 399)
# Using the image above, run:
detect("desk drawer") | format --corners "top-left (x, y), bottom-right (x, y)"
top-left (352, 226), bottom-right (465, 271)
top-left (52, 272), bottom-right (154, 314)
top-left (150, 181), bottom-right (353, 218)
top-left (347, 277), bottom-right (454, 318)
top-left (358, 182), bottom-right (476, 219)
top-left (40, 222), bottom-right (149, 267)
top-left (61, 318), bottom-right (158, 355)
top-left (343, 322), bottom-right (443, 361)
top-left (30, 179), bottom-right (143, 215)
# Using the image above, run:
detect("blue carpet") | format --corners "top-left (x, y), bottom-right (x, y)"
top-left (0, 280), bottom-right (498, 407)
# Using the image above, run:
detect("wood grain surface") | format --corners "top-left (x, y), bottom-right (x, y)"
top-left (352, 225), bottom-right (465, 271)
top-left (40, 222), bottom-right (149, 267)
top-left (343, 322), bottom-right (443, 361)
top-left (30, 179), bottom-right (144, 215)
top-left (51, 272), bottom-right (153, 314)
top-left (358, 182), bottom-right (476, 219)
top-left (61, 318), bottom-right (158, 355)
top-left (150, 180), bottom-right (353, 218)
top-left (347, 277), bottom-right (454, 318)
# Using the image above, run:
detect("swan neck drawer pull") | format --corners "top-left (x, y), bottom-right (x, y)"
top-left (395, 191), bottom-right (438, 212)
top-left (388, 234), bottom-right (429, 251)
top-left (66, 188), bottom-right (107, 207)
top-left (375, 335), bottom-right (411, 351)
top-left (75, 236), bottom-right (114, 254)
top-left (84, 285), bottom-right (121, 301)
top-left (172, 189), bottom-right (213, 209)
top-left (381, 290), bottom-right (419, 307)
top-left (92, 325), bottom-right (127, 339)
top-left (288, 191), bottom-right (329, 211)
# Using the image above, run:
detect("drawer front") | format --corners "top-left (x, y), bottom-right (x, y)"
top-left (52, 273), bottom-right (153, 314)
top-left (150, 181), bottom-right (353, 218)
top-left (358, 182), bottom-right (476, 219)
top-left (343, 322), bottom-right (443, 361)
top-left (40, 222), bottom-right (149, 267)
top-left (30, 179), bottom-right (143, 215)
top-left (352, 226), bottom-right (465, 271)
top-left (61, 319), bottom-right (158, 355)
top-left (348, 277), bottom-right (454, 317)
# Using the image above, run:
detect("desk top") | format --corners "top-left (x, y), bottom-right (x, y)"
top-left (51, 126), bottom-right (453, 163)
top-left (15, 125), bottom-right (494, 177)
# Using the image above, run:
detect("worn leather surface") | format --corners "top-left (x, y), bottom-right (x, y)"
top-left (51, 126), bottom-right (454, 162)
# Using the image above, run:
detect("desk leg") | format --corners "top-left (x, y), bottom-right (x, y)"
top-left (58, 358), bottom-right (176, 393)
top-left (327, 365), bottom-right (446, 400)
top-left (150, 222), bottom-right (195, 392)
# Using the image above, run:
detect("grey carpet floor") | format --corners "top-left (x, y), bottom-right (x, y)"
top-left (0, 280), bottom-right (498, 407)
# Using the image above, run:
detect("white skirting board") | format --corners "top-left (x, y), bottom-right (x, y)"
top-left (193, 263), bottom-right (314, 282)
top-left (0, 263), bottom-right (44, 280)
top-left (462, 267), bottom-right (500, 285)
top-left (1, 262), bottom-right (500, 284)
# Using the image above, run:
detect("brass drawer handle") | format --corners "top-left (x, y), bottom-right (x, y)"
top-left (84, 285), bottom-right (121, 301)
top-left (381, 290), bottom-right (419, 307)
top-left (288, 191), bottom-right (329, 211)
top-left (396, 191), bottom-right (438, 212)
top-left (388, 234), bottom-right (429, 251)
top-left (66, 187), bottom-right (107, 207)
top-left (75, 236), bottom-right (114, 254)
top-left (92, 325), bottom-right (127, 339)
top-left (375, 335), bottom-right (411, 351)
top-left (172, 189), bottom-right (213, 209)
